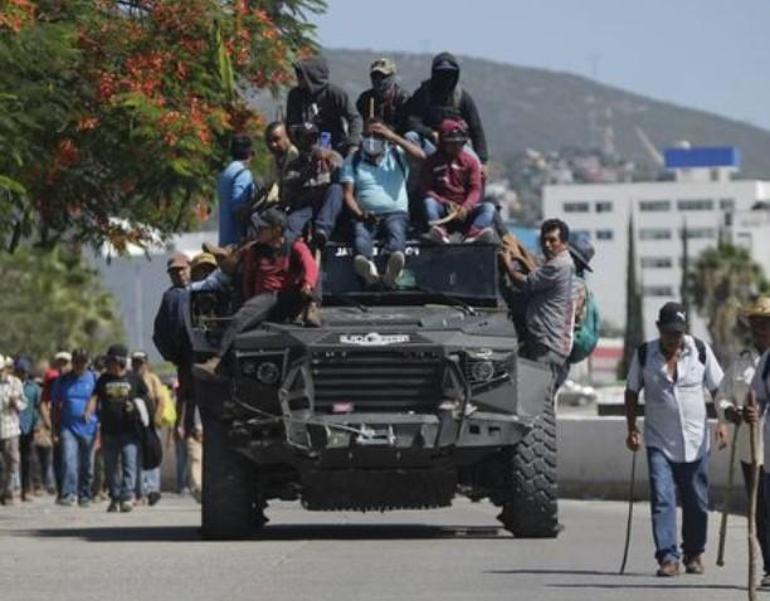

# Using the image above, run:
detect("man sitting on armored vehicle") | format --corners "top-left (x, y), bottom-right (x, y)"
top-left (356, 58), bottom-right (409, 132)
top-left (282, 122), bottom-right (344, 247)
top-left (420, 119), bottom-right (495, 245)
top-left (263, 121), bottom-right (299, 206)
top-left (195, 208), bottom-right (319, 378)
top-left (341, 118), bottom-right (425, 288)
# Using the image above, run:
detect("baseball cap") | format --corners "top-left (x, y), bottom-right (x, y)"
top-left (167, 253), bottom-right (190, 271)
top-left (370, 58), bottom-right (396, 76)
top-left (14, 356), bottom-right (32, 373)
top-left (131, 351), bottom-right (148, 362)
top-left (251, 207), bottom-right (288, 232)
top-left (191, 252), bottom-right (217, 272)
top-left (54, 351), bottom-right (72, 363)
top-left (657, 302), bottom-right (688, 334)
top-left (568, 233), bottom-right (595, 272)
top-left (106, 344), bottom-right (129, 361)
top-left (438, 118), bottom-right (468, 143)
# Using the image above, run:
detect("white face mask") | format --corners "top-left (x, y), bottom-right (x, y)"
top-left (362, 136), bottom-right (386, 157)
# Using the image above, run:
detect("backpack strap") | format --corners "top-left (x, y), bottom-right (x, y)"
top-left (352, 146), bottom-right (407, 180)
top-left (693, 337), bottom-right (707, 366)
top-left (637, 342), bottom-right (648, 369)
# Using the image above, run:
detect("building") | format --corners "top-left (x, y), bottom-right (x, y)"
top-left (544, 146), bottom-right (770, 340)
top-left (729, 208), bottom-right (770, 278)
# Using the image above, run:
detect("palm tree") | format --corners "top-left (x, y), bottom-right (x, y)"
top-left (688, 242), bottom-right (768, 365)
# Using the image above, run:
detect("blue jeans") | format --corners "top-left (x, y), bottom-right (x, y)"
top-left (423, 198), bottom-right (495, 234)
top-left (287, 183), bottom-right (344, 243)
top-left (352, 212), bottom-right (408, 259)
top-left (60, 427), bottom-right (96, 502)
top-left (647, 447), bottom-right (709, 563)
top-left (103, 433), bottom-right (139, 503)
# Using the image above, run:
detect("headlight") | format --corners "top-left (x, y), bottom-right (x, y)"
top-left (256, 361), bottom-right (280, 385)
top-left (470, 360), bottom-right (495, 383)
top-left (463, 349), bottom-right (513, 386)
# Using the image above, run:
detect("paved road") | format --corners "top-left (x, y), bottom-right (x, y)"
top-left (0, 495), bottom-right (759, 601)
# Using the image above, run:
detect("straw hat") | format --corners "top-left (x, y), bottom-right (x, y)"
top-left (741, 296), bottom-right (770, 318)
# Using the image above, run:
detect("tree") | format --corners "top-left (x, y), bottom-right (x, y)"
top-left (618, 216), bottom-right (644, 378)
top-left (0, 248), bottom-right (124, 358)
top-left (688, 242), bottom-right (768, 365)
top-left (0, 0), bottom-right (325, 252)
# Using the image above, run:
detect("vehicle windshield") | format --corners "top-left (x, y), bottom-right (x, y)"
top-left (321, 243), bottom-right (500, 308)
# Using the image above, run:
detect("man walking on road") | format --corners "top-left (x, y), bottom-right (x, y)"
top-left (15, 357), bottom-right (40, 502)
top-left (0, 355), bottom-right (26, 505)
top-left (715, 296), bottom-right (770, 585)
top-left (625, 302), bottom-right (723, 577)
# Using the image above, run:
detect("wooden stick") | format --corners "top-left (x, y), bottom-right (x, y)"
top-left (717, 423), bottom-right (740, 566)
top-left (369, 97), bottom-right (374, 119)
top-left (428, 206), bottom-right (460, 227)
top-left (619, 449), bottom-right (637, 575)
top-left (748, 390), bottom-right (760, 600)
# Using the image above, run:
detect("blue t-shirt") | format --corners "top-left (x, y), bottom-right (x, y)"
top-left (52, 370), bottom-right (98, 438)
top-left (19, 380), bottom-right (40, 435)
top-left (217, 160), bottom-right (255, 246)
top-left (340, 146), bottom-right (409, 215)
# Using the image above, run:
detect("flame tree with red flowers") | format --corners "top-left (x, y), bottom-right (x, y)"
top-left (0, 0), bottom-right (324, 252)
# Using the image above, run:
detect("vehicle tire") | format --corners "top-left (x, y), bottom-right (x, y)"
top-left (200, 410), bottom-right (262, 540)
top-left (497, 394), bottom-right (558, 538)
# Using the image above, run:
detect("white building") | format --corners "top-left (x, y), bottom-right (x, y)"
top-left (543, 146), bottom-right (770, 340)
top-left (729, 208), bottom-right (770, 278)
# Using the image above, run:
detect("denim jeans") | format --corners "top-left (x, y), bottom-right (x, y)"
top-left (352, 212), bottom-right (408, 259)
top-left (103, 432), bottom-right (139, 503)
top-left (287, 183), bottom-right (344, 243)
top-left (60, 427), bottom-right (96, 501)
top-left (35, 444), bottom-right (55, 491)
top-left (647, 447), bottom-right (709, 563)
top-left (423, 198), bottom-right (495, 234)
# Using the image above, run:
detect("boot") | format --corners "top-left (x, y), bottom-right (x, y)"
top-left (303, 301), bottom-right (322, 328)
top-left (192, 356), bottom-right (224, 383)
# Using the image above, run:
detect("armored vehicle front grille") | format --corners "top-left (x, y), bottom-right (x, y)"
top-left (311, 350), bottom-right (443, 412)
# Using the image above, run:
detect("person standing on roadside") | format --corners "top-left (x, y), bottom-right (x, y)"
top-left (14, 357), bottom-right (40, 502)
top-left (33, 359), bottom-right (56, 495)
top-left (716, 296), bottom-right (770, 587)
top-left (86, 344), bottom-right (147, 513)
top-left (625, 302), bottom-right (723, 577)
top-left (0, 355), bottom-right (26, 505)
top-left (51, 349), bottom-right (97, 507)
top-left (131, 351), bottom-right (165, 507)
top-left (47, 350), bottom-right (71, 497)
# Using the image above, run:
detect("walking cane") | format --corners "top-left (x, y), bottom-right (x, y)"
top-left (748, 390), bottom-right (760, 600)
top-left (717, 424), bottom-right (740, 567)
top-left (619, 449), bottom-right (638, 575)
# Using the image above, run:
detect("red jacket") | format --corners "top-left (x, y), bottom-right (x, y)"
top-left (420, 149), bottom-right (482, 209)
top-left (242, 239), bottom-right (318, 299)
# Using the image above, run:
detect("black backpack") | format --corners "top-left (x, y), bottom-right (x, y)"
top-left (140, 424), bottom-right (163, 470)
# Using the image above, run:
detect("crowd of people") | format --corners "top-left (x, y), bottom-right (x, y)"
top-left (0, 345), bottom-right (200, 512)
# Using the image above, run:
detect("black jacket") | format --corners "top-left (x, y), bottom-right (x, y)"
top-left (286, 56), bottom-right (362, 154)
top-left (355, 82), bottom-right (410, 132)
top-left (404, 52), bottom-right (488, 163)
top-left (152, 286), bottom-right (191, 365)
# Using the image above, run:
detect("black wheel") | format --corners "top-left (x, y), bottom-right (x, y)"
top-left (497, 396), bottom-right (558, 538)
top-left (200, 410), bottom-right (263, 540)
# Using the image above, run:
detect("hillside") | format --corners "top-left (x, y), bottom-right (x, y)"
top-left (255, 48), bottom-right (770, 179)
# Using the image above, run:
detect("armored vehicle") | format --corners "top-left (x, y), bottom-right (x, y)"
top-left (190, 242), bottom-right (557, 539)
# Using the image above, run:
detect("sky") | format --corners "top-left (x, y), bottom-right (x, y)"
top-left (314, 0), bottom-right (770, 130)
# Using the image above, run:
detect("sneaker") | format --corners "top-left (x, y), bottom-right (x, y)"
top-left (354, 255), bottom-right (380, 286)
top-left (78, 498), bottom-right (91, 508)
top-left (148, 492), bottom-right (161, 507)
top-left (464, 227), bottom-right (497, 244)
top-left (106, 501), bottom-right (119, 513)
top-left (313, 229), bottom-right (329, 251)
top-left (119, 501), bottom-right (133, 513)
top-left (683, 554), bottom-right (704, 575)
top-left (382, 252), bottom-right (405, 288)
top-left (56, 496), bottom-right (75, 507)
top-left (428, 225), bottom-right (450, 244)
top-left (656, 561), bottom-right (680, 577)
top-left (760, 573), bottom-right (770, 588)
top-left (303, 301), bottom-right (322, 328)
